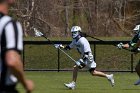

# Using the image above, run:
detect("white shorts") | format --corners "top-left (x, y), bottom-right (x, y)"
top-left (84, 59), bottom-right (96, 69)
top-left (82, 52), bottom-right (96, 69)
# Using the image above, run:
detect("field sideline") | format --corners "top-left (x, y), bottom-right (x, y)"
top-left (17, 72), bottom-right (140, 93)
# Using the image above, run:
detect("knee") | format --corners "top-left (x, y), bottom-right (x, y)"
top-left (73, 65), bottom-right (78, 70)
top-left (91, 71), bottom-right (96, 76)
top-left (91, 70), bottom-right (99, 76)
top-left (89, 68), bottom-right (96, 76)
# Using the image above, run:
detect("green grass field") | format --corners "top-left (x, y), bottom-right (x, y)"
top-left (17, 72), bottom-right (140, 93)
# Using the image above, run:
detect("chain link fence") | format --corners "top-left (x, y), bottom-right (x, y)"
top-left (23, 41), bottom-right (140, 72)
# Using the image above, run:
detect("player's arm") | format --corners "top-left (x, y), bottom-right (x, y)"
top-left (128, 33), bottom-right (140, 52)
top-left (5, 21), bottom-right (34, 93)
top-left (64, 41), bottom-right (74, 50)
top-left (134, 40), bottom-right (140, 48)
top-left (122, 43), bottom-right (129, 48)
top-left (117, 34), bottom-right (138, 49)
top-left (5, 50), bottom-right (33, 92)
top-left (130, 39), bottom-right (140, 52)
top-left (117, 42), bottom-right (138, 50)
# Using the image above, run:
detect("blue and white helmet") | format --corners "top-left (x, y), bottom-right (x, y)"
top-left (71, 26), bottom-right (81, 38)
top-left (133, 25), bottom-right (140, 34)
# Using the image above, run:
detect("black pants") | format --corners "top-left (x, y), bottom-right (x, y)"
top-left (0, 85), bottom-right (19, 93)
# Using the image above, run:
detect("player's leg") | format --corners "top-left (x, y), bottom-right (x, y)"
top-left (64, 65), bottom-right (78, 89)
top-left (135, 60), bottom-right (140, 77)
top-left (89, 68), bottom-right (114, 87)
top-left (87, 60), bottom-right (106, 77)
top-left (73, 65), bottom-right (79, 82)
top-left (90, 69), bottom-right (107, 77)
top-left (134, 60), bottom-right (140, 85)
top-left (88, 61), bottom-right (115, 87)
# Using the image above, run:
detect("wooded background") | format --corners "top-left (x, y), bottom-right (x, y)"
top-left (10, 0), bottom-right (140, 37)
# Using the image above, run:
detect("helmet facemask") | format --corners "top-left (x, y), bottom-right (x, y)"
top-left (71, 31), bottom-right (80, 39)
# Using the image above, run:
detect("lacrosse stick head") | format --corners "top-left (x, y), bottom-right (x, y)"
top-left (33, 27), bottom-right (44, 37)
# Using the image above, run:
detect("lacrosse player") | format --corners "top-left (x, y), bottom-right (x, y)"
top-left (117, 24), bottom-right (140, 85)
top-left (62, 26), bottom-right (115, 89)
top-left (0, 0), bottom-right (34, 92)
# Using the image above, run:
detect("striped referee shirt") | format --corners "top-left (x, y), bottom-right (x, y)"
top-left (0, 12), bottom-right (23, 88)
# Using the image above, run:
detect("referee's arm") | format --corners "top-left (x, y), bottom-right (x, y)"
top-left (4, 21), bottom-right (34, 92)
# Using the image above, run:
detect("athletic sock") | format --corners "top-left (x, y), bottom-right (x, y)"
top-left (106, 74), bottom-right (110, 79)
top-left (72, 81), bottom-right (75, 84)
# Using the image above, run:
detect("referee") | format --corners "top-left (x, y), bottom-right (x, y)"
top-left (0, 0), bottom-right (34, 93)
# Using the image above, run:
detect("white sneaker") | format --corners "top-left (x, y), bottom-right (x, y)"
top-left (64, 81), bottom-right (75, 89)
top-left (107, 74), bottom-right (115, 87)
top-left (134, 79), bottom-right (140, 85)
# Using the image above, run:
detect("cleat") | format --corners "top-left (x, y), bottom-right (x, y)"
top-left (64, 82), bottom-right (75, 90)
top-left (134, 79), bottom-right (140, 85)
top-left (107, 74), bottom-right (115, 87)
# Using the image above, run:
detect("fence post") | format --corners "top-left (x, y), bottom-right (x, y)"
top-left (58, 48), bottom-right (60, 72)
top-left (94, 43), bottom-right (96, 61)
top-left (23, 43), bottom-right (25, 69)
top-left (131, 53), bottom-right (134, 73)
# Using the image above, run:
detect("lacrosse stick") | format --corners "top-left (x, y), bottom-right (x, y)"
top-left (54, 44), bottom-right (84, 68)
top-left (34, 29), bottom-right (83, 68)
top-left (54, 44), bottom-right (76, 62)
top-left (81, 32), bottom-right (132, 52)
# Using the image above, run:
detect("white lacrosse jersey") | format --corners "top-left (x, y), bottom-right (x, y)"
top-left (0, 13), bottom-right (23, 87)
top-left (69, 37), bottom-right (92, 56)
top-left (69, 37), bottom-right (97, 68)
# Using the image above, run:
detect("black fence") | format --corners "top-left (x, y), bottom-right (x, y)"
top-left (23, 40), bottom-right (137, 72)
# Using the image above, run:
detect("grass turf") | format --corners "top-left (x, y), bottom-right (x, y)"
top-left (17, 71), bottom-right (140, 93)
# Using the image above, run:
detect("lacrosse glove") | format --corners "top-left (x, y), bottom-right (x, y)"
top-left (54, 44), bottom-right (64, 49)
top-left (117, 42), bottom-right (124, 49)
top-left (59, 44), bottom-right (64, 48)
top-left (64, 45), bottom-right (71, 50)
top-left (76, 59), bottom-right (86, 69)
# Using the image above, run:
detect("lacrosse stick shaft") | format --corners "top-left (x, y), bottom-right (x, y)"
top-left (86, 34), bottom-right (131, 51)
top-left (42, 35), bottom-right (51, 42)
top-left (33, 29), bottom-right (79, 64)
top-left (58, 48), bottom-right (83, 68)
top-left (58, 48), bottom-right (77, 63)
top-left (88, 35), bottom-right (104, 41)
top-left (40, 33), bottom-right (78, 63)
